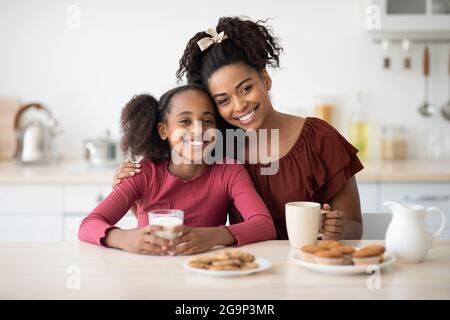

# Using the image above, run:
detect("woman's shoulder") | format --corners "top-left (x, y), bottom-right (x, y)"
top-left (299, 117), bottom-right (353, 151)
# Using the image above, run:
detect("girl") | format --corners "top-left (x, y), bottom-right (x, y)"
top-left (114, 17), bottom-right (364, 243)
top-left (78, 85), bottom-right (276, 255)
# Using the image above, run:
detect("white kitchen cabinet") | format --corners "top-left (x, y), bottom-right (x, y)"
top-left (0, 184), bottom-right (63, 242)
top-left (0, 185), bottom-right (63, 214)
top-left (0, 183), bottom-right (136, 242)
top-left (0, 215), bottom-right (63, 241)
top-left (357, 182), bottom-right (379, 212)
top-left (63, 185), bottom-right (112, 213)
top-left (365, 0), bottom-right (450, 35)
top-left (63, 184), bottom-right (137, 241)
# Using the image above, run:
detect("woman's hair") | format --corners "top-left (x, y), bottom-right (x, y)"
top-left (176, 16), bottom-right (283, 86)
top-left (120, 85), bottom-right (213, 162)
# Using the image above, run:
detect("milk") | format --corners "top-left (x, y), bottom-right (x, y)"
top-left (150, 216), bottom-right (183, 240)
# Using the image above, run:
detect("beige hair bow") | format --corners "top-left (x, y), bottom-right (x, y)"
top-left (197, 28), bottom-right (228, 52)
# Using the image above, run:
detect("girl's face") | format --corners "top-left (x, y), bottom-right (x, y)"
top-left (157, 89), bottom-right (216, 163)
top-left (207, 63), bottom-right (272, 130)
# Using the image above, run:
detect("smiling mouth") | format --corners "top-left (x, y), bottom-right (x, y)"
top-left (233, 105), bottom-right (258, 124)
top-left (183, 139), bottom-right (211, 148)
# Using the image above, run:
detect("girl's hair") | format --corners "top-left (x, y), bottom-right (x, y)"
top-left (176, 16), bottom-right (283, 86)
top-left (120, 85), bottom-right (213, 162)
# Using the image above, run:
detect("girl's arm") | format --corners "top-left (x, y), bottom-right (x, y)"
top-left (168, 165), bottom-right (276, 256)
top-left (224, 165), bottom-right (277, 245)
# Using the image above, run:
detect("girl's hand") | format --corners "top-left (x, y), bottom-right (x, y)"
top-left (166, 225), bottom-right (219, 256)
top-left (112, 161), bottom-right (141, 188)
top-left (319, 203), bottom-right (345, 241)
top-left (105, 225), bottom-right (172, 255)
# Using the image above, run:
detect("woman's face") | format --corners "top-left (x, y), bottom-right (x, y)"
top-left (207, 63), bottom-right (272, 130)
top-left (157, 89), bottom-right (216, 163)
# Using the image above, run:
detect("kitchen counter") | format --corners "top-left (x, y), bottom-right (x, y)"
top-left (1, 240), bottom-right (449, 299)
top-left (0, 159), bottom-right (117, 184)
top-left (357, 159), bottom-right (450, 183)
top-left (1, 159), bottom-right (450, 184)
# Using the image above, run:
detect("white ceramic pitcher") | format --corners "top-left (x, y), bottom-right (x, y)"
top-left (384, 201), bottom-right (446, 263)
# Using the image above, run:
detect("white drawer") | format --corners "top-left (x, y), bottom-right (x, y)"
top-left (63, 185), bottom-right (112, 214)
top-left (0, 215), bottom-right (63, 241)
top-left (0, 185), bottom-right (63, 214)
top-left (357, 182), bottom-right (379, 212)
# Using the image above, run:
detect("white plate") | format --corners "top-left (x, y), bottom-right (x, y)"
top-left (183, 258), bottom-right (272, 277)
top-left (291, 253), bottom-right (395, 275)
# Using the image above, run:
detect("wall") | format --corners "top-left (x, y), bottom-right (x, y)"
top-left (1, 0), bottom-right (449, 159)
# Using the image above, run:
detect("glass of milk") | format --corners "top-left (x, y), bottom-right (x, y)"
top-left (148, 209), bottom-right (184, 240)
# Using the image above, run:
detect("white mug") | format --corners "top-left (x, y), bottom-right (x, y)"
top-left (285, 202), bottom-right (321, 248)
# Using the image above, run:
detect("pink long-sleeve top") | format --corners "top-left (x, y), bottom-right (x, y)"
top-left (78, 159), bottom-right (276, 247)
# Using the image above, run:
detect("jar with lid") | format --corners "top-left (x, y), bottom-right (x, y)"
top-left (381, 126), bottom-right (407, 160)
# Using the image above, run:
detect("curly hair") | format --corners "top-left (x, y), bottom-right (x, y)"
top-left (120, 85), bottom-right (212, 162)
top-left (176, 16), bottom-right (283, 86)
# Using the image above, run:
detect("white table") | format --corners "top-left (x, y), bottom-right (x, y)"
top-left (1, 240), bottom-right (449, 299)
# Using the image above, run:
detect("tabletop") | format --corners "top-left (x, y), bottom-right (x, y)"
top-left (1, 240), bottom-right (449, 299)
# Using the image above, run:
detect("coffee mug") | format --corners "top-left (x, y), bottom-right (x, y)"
top-left (285, 202), bottom-right (321, 248)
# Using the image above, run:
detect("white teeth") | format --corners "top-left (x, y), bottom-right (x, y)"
top-left (187, 140), bottom-right (203, 146)
top-left (237, 108), bottom-right (256, 121)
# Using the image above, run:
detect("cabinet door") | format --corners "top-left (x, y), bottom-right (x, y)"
top-left (0, 185), bottom-right (63, 241)
top-left (379, 183), bottom-right (450, 239)
top-left (0, 215), bottom-right (63, 241)
top-left (0, 185), bottom-right (63, 214)
top-left (357, 182), bottom-right (379, 212)
top-left (63, 185), bottom-right (112, 214)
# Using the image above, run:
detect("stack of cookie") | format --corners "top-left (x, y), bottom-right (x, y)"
top-left (188, 249), bottom-right (259, 271)
top-left (300, 240), bottom-right (385, 266)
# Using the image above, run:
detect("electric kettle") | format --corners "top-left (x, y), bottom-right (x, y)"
top-left (14, 103), bottom-right (62, 164)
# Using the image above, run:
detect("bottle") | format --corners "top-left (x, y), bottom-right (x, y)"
top-left (348, 91), bottom-right (369, 159)
top-left (381, 125), bottom-right (407, 160)
top-left (314, 95), bottom-right (335, 125)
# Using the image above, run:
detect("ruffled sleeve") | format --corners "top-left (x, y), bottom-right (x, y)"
top-left (299, 117), bottom-right (364, 203)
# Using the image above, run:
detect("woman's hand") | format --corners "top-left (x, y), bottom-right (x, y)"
top-left (319, 203), bottom-right (345, 241)
top-left (167, 225), bottom-right (232, 256)
top-left (112, 161), bottom-right (141, 188)
top-left (104, 225), bottom-right (172, 255)
top-left (111, 161), bottom-right (141, 215)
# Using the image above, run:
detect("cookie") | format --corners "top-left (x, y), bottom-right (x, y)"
top-left (188, 261), bottom-right (209, 269)
top-left (240, 262), bottom-right (259, 270)
top-left (209, 265), bottom-right (240, 271)
top-left (211, 259), bottom-right (242, 267)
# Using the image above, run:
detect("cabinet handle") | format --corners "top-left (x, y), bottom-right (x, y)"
top-left (405, 195), bottom-right (450, 202)
top-left (96, 194), bottom-right (104, 202)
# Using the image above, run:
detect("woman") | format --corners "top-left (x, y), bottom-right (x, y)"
top-left (114, 17), bottom-right (363, 248)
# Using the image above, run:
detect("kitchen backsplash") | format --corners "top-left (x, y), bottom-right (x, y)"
top-left (1, 0), bottom-right (449, 160)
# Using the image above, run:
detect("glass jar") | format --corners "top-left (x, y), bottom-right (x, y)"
top-left (381, 126), bottom-right (407, 160)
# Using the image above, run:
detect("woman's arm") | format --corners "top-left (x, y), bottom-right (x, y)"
top-left (323, 176), bottom-right (363, 240)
